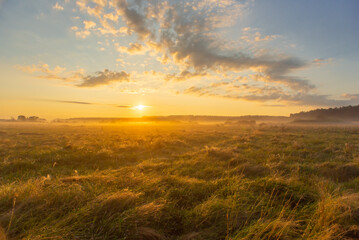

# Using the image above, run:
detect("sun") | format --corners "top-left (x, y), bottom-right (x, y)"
top-left (133, 104), bottom-right (146, 110)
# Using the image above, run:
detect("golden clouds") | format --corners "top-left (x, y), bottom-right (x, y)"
top-left (19, 0), bottom-right (353, 107)
top-left (16, 64), bottom-right (131, 88)
top-left (83, 20), bottom-right (96, 29)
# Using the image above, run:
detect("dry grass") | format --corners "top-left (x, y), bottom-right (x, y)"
top-left (0, 227), bottom-right (6, 240)
top-left (0, 122), bottom-right (359, 239)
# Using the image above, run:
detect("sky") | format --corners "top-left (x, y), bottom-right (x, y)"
top-left (0, 0), bottom-right (359, 119)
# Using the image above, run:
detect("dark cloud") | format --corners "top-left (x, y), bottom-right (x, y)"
top-left (78, 69), bottom-right (130, 87)
top-left (116, 105), bottom-right (132, 108)
top-left (115, 0), bottom-right (154, 40)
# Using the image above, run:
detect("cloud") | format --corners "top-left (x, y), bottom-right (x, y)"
top-left (104, 13), bottom-right (119, 22)
top-left (83, 20), bottom-right (96, 29)
top-left (70, 0), bottom-right (308, 92)
top-left (183, 83), bottom-right (355, 106)
top-left (240, 29), bottom-right (279, 43)
top-left (29, 1), bottom-right (357, 107)
top-left (16, 64), bottom-right (66, 75)
top-left (342, 94), bottom-right (359, 100)
top-left (17, 64), bottom-right (131, 88)
top-left (30, 98), bottom-right (138, 108)
top-left (116, 105), bottom-right (132, 108)
top-left (181, 82), bottom-right (356, 107)
top-left (78, 69), bottom-right (130, 87)
top-left (71, 26), bottom-right (79, 31)
top-left (165, 70), bottom-right (208, 82)
top-left (75, 30), bottom-right (91, 39)
top-left (117, 88), bottom-right (155, 95)
top-left (114, 0), bottom-right (154, 40)
top-left (90, 0), bottom-right (312, 93)
top-left (53, 2), bottom-right (64, 11)
top-left (76, 0), bottom-right (104, 18)
top-left (115, 42), bottom-right (147, 54)
top-left (16, 64), bottom-right (87, 85)
top-left (39, 99), bottom-right (94, 105)
top-left (96, 19), bottom-right (124, 35)
top-left (312, 58), bottom-right (334, 66)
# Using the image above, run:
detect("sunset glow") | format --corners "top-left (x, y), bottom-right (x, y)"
top-left (0, 0), bottom-right (358, 119)
top-left (132, 105), bottom-right (146, 111)
top-left (1, 1), bottom-right (359, 239)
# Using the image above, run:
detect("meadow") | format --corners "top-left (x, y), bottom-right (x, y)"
top-left (0, 122), bottom-right (359, 240)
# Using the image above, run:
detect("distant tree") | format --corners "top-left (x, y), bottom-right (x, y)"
top-left (28, 116), bottom-right (39, 121)
top-left (290, 105), bottom-right (359, 121)
top-left (17, 115), bottom-right (26, 121)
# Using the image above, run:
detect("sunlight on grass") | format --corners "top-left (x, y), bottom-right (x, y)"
top-left (0, 122), bottom-right (358, 239)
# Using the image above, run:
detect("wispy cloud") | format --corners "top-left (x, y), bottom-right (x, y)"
top-left (116, 105), bottom-right (132, 108)
top-left (16, 64), bottom-right (84, 83)
top-left (53, 2), bottom-right (64, 11)
top-left (341, 94), bottom-right (359, 100)
top-left (83, 20), bottom-right (96, 29)
top-left (75, 30), bottom-right (91, 39)
top-left (78, 69), bottom-right (130, 87)
top-left (181, 82), bottom-right (356, 107)
top-left (240, 28), bottom-right (280, 43)
top-left (38, 99), bottom-right (94, 105)
top-left (115, 42), bottom-right (147, 54)
top-left (17, 64), bottom-right (131, 88)
top-left (29, 98), bottom-right (138, 109)
top-left (165, 70), bottom-right (209, 82)
top-left (312, 58), bottom-right (334, 66)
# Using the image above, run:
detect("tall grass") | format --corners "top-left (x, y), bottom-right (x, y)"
top-left (0, 123), bottom-right (358, 239)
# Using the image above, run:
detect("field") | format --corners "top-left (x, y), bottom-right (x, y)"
top-left (0, 122), bottom-right (359, 240)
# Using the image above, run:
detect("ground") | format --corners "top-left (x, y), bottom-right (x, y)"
top-left (0, 122), bottom-right (359, 239)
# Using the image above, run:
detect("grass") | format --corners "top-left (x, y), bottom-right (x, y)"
top-left (0, 122), bottom-right (359, 239)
